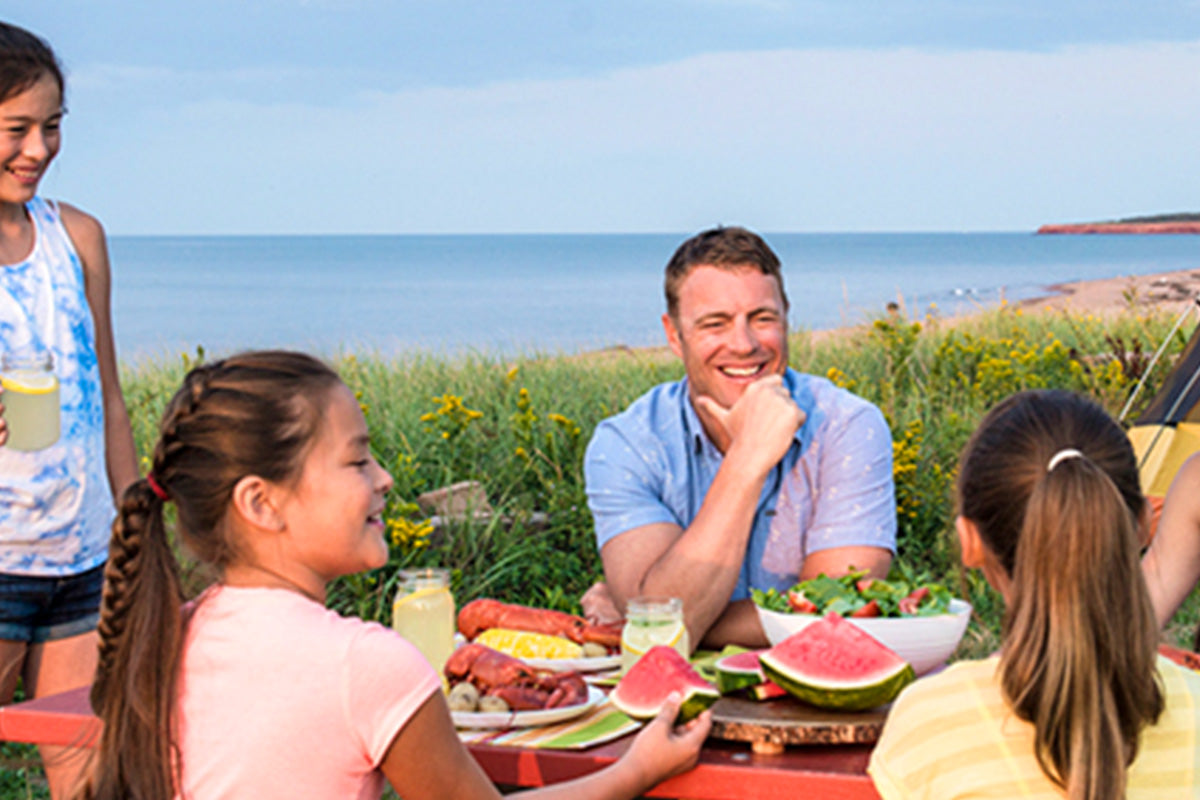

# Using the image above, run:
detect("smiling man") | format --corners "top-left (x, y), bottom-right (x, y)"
top-left (583, 226), bottom-right (895, 648)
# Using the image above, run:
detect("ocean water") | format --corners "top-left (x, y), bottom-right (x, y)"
top-left (107, 233), bottom-right (1200, 361)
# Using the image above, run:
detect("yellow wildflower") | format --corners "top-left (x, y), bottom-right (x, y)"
top-left (389, 517), bottom-right (434, 550)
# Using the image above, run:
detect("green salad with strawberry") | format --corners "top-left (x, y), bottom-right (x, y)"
top-left (752, 569), bottom-right (954, 618)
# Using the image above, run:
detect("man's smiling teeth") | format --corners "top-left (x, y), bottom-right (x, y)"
top-left (721, 366), bottom-right (761, 377)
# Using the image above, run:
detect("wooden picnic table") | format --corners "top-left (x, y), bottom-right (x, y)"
top-left (0, 685), bottom-right (882, 799)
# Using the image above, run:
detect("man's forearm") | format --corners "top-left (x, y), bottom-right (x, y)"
top-left (630, 453), bottom-right (773, 647)
top-left (700, 599), bottom-right (770, 649)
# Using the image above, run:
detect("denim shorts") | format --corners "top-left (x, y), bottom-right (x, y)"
top-left (0, 564), bottom-right (104, 643)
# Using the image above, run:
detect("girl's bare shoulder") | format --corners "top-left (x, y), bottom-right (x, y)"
top-left (55, 200), bottom-right (109, 276)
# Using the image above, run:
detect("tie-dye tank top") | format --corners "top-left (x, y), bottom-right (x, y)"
top-left (0, 197), bottom-right (114, 576)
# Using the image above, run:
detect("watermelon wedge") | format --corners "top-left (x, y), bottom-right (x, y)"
top-left (713, 649), bottom-right (767, 694)
top-left (714, 650), bottom-right (790, 700)
top-left (748, 680), bottom-right (788, 701)
top-left (610, 645), bottom-right (719, 723)
top-left (759, 612), bottom-right (915, 711)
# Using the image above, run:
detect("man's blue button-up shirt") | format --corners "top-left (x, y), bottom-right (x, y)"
top-left (584, 369), bottom-right (896, 601)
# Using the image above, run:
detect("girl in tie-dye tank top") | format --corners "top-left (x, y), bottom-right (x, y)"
top-left (0, 22), bottom-right (136, 799)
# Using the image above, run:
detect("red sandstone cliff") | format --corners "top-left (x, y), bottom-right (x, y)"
top-left (1038, 221), bottom-right (1200, 234)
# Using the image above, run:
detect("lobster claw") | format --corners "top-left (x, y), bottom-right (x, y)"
top-left (444, 642), bottom-right (589, 711)
top-left (542, 671), bottom-right (588, 709)
top-left (581, 621), bottom-right (623, 649)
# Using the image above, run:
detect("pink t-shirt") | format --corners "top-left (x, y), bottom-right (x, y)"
top-left (176, 585), bottom-right (441, 800)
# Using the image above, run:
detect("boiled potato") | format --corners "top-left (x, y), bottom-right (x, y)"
top-left (581, 642), bottom-right (608, 658)
top-left (447, 681), bottom-right (480, 712)
top-left (477, 694), bottom-right (511, 713)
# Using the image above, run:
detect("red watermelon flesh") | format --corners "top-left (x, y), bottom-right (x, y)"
top-left (759, 612), bottom-right (915, 711)
top-left (748, 680), bottom-right (788, 701)
top-left (610, 645), bottom-right (719, 723)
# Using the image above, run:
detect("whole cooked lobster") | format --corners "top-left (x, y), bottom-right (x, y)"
top-left (457, 598), bottom-right (622, 650)
top-left (445, 643), bottom-right (588, 710)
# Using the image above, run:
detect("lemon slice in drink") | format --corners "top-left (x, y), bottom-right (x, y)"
top-left (392, 585), bottom-right (444, 611)
top-left (620, 620), bottom-right (687, 659)
top-left (474, 627), bottom-right (583, 659)
top-left (0, 370), bottom-right (57, 394)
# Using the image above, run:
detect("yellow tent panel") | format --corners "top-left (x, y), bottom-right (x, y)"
top-left (1129, 422), bottom-right (1200, 497)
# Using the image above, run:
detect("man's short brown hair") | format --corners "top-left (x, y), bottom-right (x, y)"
top-left (664, 226), bottom-right (789, 318)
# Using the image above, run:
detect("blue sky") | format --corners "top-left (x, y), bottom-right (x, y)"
top-left (7, 1), bottom-right (1200, 234)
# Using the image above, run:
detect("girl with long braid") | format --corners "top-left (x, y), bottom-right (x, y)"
top-left (78, 350), bottom-right (708, 800)
top-left (869, 390), bottom-right (1200, 799)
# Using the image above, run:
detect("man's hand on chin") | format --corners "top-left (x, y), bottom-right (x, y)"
top-left (694, 375), bottom-right (805, 467)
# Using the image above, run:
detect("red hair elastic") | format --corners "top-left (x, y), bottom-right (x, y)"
top-left (146, 473), bottom-right (170, 502)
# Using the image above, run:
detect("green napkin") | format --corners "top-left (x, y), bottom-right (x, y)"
top-left (457, 699), bottom-right (641, 750)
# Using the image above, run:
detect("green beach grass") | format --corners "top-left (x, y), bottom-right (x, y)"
top-left (3, 302), bottom-right (1198, 797)
top-left (121, 301), bottom-right (1200, 651)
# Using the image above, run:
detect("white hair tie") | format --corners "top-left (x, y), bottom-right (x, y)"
top-left (1047, 448), bottom-right (1085, 472)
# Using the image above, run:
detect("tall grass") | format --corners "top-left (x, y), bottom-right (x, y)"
top-left (116, 303), bottom-right (1198, 657)
top-left (2, 304), bottom-right (1192, 800)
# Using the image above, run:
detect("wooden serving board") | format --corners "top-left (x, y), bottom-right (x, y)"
top-left (708, 695), bottom-right (890, 754)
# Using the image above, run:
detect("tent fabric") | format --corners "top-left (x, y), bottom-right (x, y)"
top-left (1131, 321), bottom-right (1200, 496)
top-left (1128, 423), bottom-right (1200, 498)
top-left (1138, 323), bottom-right (1200, 425)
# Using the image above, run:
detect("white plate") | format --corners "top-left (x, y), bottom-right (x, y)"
top-left (452, 686), bottom-right (603, 730)
top-left (523, 654), bottom-right (621, 672)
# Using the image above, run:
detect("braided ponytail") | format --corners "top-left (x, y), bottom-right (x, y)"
top-left (79, 351), bottom-right (342, 800)
top-left (88, 480), bottom-right (183, 800)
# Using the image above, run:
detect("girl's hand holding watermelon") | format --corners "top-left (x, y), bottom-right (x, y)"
top-left (619, 693), bottom-right (713, 790)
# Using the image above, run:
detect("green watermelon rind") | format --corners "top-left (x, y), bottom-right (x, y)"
top-left (611, 684), bottom-right (720, 723)
top-left (759, 651), bottom-right (915, 711)
top-left (713, 650), bottom-right (766, 695)
top-left (610, 645), bottom-right (720, 723)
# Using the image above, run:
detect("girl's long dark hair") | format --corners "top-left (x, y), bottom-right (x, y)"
top-left (80, 351), bottom-right (341, 800)
top-left (0, 22), bottom-right (64, 103)
top-left (958, 390), bottom-right (1163, 800)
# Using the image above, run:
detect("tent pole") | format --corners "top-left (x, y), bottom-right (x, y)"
top-left (1120, 295), bottom-right (1200, 423)
top-left (1136, 299), bottom-right (1200, 472)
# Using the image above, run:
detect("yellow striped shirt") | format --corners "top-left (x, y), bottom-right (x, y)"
top-left (868, 655), bottom-right (1200, 799)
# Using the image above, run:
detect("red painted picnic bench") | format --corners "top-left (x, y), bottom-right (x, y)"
top-left (0, 685), bottom-right (881, 799)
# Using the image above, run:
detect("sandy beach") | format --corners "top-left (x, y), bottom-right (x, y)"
top-left (1020, 267), bottom-right (1200, 317)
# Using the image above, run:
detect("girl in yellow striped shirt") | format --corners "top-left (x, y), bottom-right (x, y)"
top-left (870, 390), bottom-right (1200, 800)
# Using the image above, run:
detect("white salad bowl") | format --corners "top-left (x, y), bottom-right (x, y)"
top-left (756, 598), bottom-right (973, 676)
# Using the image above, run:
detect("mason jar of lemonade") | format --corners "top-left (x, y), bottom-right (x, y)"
top-left (392, 568), bottom-right (456, 679)
top-left (621, 596), bottom-right (689, 674)
top-left (0, 352), bottom-right (60, 452)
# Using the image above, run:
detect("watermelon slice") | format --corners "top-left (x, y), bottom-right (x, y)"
top-left (714, 650), bottom-right (790, 700)
top-left (713, 649), bottom-right (767, 694)
top-left (610, 645), bottom-right (719, 723)
top-left (747, 680), bottom-right (788, 701)
top-left (759, 612), bottom-right (915, 711)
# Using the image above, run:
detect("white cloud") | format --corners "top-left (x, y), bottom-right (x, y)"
top-left (46, 41), bottom-right (1200, 233)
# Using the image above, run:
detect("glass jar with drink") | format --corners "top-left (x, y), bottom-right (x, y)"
top-left (391, 568), bottom-right (456, 680)
top-left (0, 350), bottom-right (60, 452)
top-left (620, 596), bottom-right (689, 673)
